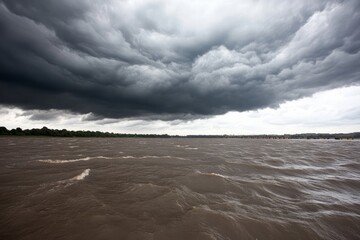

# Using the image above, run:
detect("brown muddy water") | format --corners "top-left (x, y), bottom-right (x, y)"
top-left (0, 137), bottom-right (359, 240)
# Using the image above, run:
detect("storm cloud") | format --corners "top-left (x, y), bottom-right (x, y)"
top-left (0, 0), bottom-right (359, 120)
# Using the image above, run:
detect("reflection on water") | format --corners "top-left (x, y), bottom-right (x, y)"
top-left (0, 137), bottom-right (359, 240)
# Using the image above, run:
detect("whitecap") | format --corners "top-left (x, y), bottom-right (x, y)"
top-left (57, 168), bottom-right (90, 185)
top-left (38, 156), bottom-right (113, 164)
top-left (69, 145), bottom-right (79, 148)
top-left (121, 155), bottom-right (186, 160)
top-left (38, 157), bottom-right (91, 164)
top-left (175, 145), bottom-right (189, 148)
top-left (96, 156), bottom-right (113, 159)
top-left (71, 168), bottom-right (90, 181)
top-left (41, 169), bottom-right (91, 192)
top-left (176, 145), bottom-right (198, 150)
top-left (195, 170), bottom-right (229, 179)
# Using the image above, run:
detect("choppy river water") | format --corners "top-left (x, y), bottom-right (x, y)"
top-left (1, 137), bottom-right (359, 240)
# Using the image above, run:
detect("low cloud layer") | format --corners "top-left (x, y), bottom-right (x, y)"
top-left (2, 86), bottom-right (360, 135)
top-left (0, 0), bottom-right (359, 120)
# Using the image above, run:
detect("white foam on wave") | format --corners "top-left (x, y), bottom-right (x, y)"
top-left (96, 156), bottom-right (113, 159)
top-left (58, 168), bottom-right (91, 184)
top-left (121, 155), bottom-right (186, 160)
top-left (41, 169), bottom-right (91, 192)
top-left (176, 145), bottom-right (189, 148)
top-left (40, 155), bottom-right (186, 163)
top-left (71, 168), bottom-right (90, 181)
top-left (54, 168), bottom-right (90, 188)
top-left (38, 157), bottom-right (91, 164)
top-left (195, 170), bottom-right (229, 179)
top-left (69, 145), bottom-right (79, 148)
top-left (176, 145), bottom-right (198, 150)
top-left (38, 156), bottom-right (113, 164)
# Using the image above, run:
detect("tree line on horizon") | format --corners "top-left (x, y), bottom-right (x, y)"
top-left (0, 126), bottom-right (170, 138)
top-left (0, 126), bottom-right (359, 139)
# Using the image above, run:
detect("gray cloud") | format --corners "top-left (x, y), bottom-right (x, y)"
top-left (16, 108), bottom-right (74, 121)
top-left (0, 0), bottom-right (359, 120)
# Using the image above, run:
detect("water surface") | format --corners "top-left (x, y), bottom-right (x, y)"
top-left (1, 137), bottom-right (359, 240)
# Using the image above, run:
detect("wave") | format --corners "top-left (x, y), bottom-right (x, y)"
top-left (51, 168), bottom-right (91, 189)
top-left (53, 168), bottom-right (91, 184)
top-left (176, 145), bottom-right (198, 150)
top-left (180, 171), bottom-right (234, 194)
top-left (56, 168), bottom-right (90, 186)
top-left (176, 144), bottom-right (188, 148)
top-left (37, 169), bottom-right (91, 193)
top-left (121, 155), bottom-right (187, 160)
top-left (195, 171), bottom-right (229, 179)
top-left (68, 145), bottom-right (79, 148)
top-left (70, 169), bottom-right (90, 181)
top-left (39, 155), bottom-right (187, 163)
top-left (38, 156), bottom-right (112, 164)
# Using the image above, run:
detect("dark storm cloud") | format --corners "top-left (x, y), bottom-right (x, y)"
top-left (0, 0), bottom-right (360, 120)
top-left (21, 109), bottom-right (67, 121)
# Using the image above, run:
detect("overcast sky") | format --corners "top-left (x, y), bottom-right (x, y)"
top-left (0, 0), bottom-right (359, 134)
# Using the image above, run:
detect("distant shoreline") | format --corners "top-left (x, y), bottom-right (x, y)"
top-left (1, 126), bottom-right (359, 139)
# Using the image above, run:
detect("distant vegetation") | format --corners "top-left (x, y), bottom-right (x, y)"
top-left (0, 126), bottom-right (170, 138)
top-left (186, 133), bottom-right (360, 139)
top-left (1, 126), bottom-right (359, 139)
